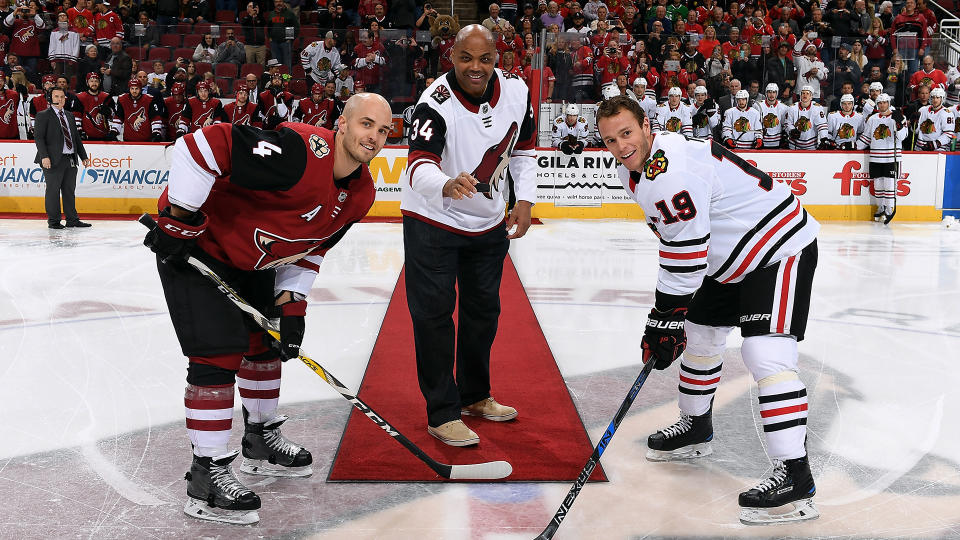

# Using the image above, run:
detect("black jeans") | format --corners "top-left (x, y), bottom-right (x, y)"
top-left (402, 216), bottom-right (509, 427)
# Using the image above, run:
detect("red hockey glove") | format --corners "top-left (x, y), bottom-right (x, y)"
top-left (641, 307), bottom-right (688, 370)
top-left (753, 138), bottom-right (764, 149)
top-left (143, 206), bottom-right (208, 264)
top-left (725, 138), bottom-right (737, 148)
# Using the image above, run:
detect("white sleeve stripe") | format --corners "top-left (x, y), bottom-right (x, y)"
top-left (191, 129), bottom-right (222, 175)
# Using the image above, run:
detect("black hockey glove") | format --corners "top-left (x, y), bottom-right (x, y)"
top-left (572, 140), bottom-right (585, 154)
top-left (789, 128), bottom-right (801, 140)
top-left (143, 206), bottom-right (208, 264)
top-left (642, 307), bottom-right (688, 370)
top-left (692, 112), bottom-right (707, 126)
top-left (891, 109), bottom-right (904, 129)
top-left (817, 139), bottom-right (836, 150)
top-left (838, 141), bottom-right (854, 150)
top-left (150, 132), bottom-right (163, 142)
top-left (267, 297), bottom-right (307, 361)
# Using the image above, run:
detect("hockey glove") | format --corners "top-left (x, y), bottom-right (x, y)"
top-left (838, 141), bottom-right (854, 151)
top-left (641, 307), bottom-right (688, 370)
top-left (891, 109), bottom-right (905, 129)
top-left (572, 140), bottom-right (585, 154)
top-left (143, 206), bottom-right (208, 264)
top-left (559, 139), bottom-right (575, 155)
top-left (151, 132), bottom-right (163, 142)
top-left (692, 112), bottom-right (707, 126)
top-left (725, 138), bottom-right (737, 148)
top-left (267, 296), bottom-right (307, 361)
top-left (817, 139), bottom-right (836, 150)
top-left (789, 128), bottom-right (801, 140)
top-left (753, 138), bottom-right (764, 149)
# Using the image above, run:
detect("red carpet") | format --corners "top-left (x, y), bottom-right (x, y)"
top-left (328, 255), bottom-right (605, 482)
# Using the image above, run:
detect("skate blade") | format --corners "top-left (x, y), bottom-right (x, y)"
top-left (240, 458), bottom-right (313, 478)
top-left (645, 442), bottom-right (712, 462)
top-left (184, 498), bottom-right (260, 525)
top-left (739, 498), bottom-right (819, 525)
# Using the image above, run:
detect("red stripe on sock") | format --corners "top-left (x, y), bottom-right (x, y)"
top-left (679, 374), bottom-right (721, 386)
top-left (760, 403), bottom-right (808, 418)
top-left (238, 388), bottom-right (280, 399)
top-left (185, 418), bottom-right (233, 431)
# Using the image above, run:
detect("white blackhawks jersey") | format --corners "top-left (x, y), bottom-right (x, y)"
top-left (754, 100), bottom-right (790, 147)
top-left (654, 103), bottom-right (693, 136)
top-left (633, 95), bottom-right (658, 123)
top-left (300, 40), bottom-right (341, 83)
top-left (785, 103), bottom-right (827, 149)
top-left (617, 133), bottom-right (819, 299)
top-left (401, 70), bottom-right (537, 233)
top-left (857, 112), bottom-right (908, 163)
top-left (827, 110), bottom-right (864, 146)
top-left (551, 114), bottom-right (590, 146)
top-left (689, 103), bottom-right (719, 138)
top-left (722, 106), bottom-right (762, 148)
top-left (915, 105), bottom-right (955, 149)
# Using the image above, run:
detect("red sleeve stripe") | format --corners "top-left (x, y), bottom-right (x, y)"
top-left (191, 128), bottom-right (225, 175)
top-left (409, 149), bottom-right (441, 164)
top-left (295, 259), bottom-right (321, 273)
top-left (659, 249), bottom-right (708, 260)
top-left (183, 135), bottom-right (220, 177)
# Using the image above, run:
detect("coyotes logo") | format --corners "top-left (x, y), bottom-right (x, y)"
top-left (794, 116), bottom-right (811, 132)
top-left (733, 116), bottom-right (751, 132)
top-left (14, 25), bottom-right (35, 44)
top-left (0, 99), bottom-right (14, 124)
top-left (193, 107), bottom-right (215, 129)
top-left (86, 106), bottom-right (106, 130)
top-left (837, 123), bottom-right (855, 139)
top-left (471, 121), bottom-right (518, 199)
top-left (644, 149), bottom-right (669, 180)
top-left (231, 110), bottom-right (251, 125)
top-left (664, 116), bottom-right (682, 132)
top-left (919, 118), bottom-right (936, 134)
top-left (762, 112), bottom-right (780, 128)
top-left (129, 107), bottom-right (147, 130)
top-left (253, 228), bottom-right (330, 270)
top-left (873, 123), bottom-right (891, 139)
top-left (306, 109), bottom-right (328, 127)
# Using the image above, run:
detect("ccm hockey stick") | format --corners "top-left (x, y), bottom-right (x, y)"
top-left (138, 214), bottom-right (513, 481)
top-left (535, 355), bottom-right (658, 540)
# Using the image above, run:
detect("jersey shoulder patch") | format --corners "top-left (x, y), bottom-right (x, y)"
top-left (555, 116), bottom-right (564, 123)
top-left (430, 84), bottom-right (451, 104)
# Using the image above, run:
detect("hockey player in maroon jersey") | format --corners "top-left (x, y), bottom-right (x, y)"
top-left (0, 72), bottom-right (20, 139)
top-left (292, 82), bottom-right (336, 128)
top-left (223, 84), bottom-right (260, 127)
top-left (163, 82), bottom-right (191, 141)
top-left (113, 79), bottom-right (163, 142)
top-left (187, 81), bottom-right (228, 133)
top-left (27, 75), bottom-right (56, 139)
top-left (76, 73), bottom-right (116, 141)
top-left (257, 73), bottom-right (294, 129)
top-left (141, 93), bottom-right (393, 525)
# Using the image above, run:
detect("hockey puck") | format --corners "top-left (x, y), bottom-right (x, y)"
top-left (475, 183), bottom-right (490, 193)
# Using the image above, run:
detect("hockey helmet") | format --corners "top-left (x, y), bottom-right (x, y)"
top-left (311, 82), bottom-right (324, 95)
top-left (840, 93), bottom-right (855, 103)
top-left (800, 85), bottom-right (813, 95)
top-left (86, 72), bottom-right (101, 82)
top-left (765, 82), bottom-right (778, 94)
top-left (601, 83), bottom-right (620, 100)
top-left (876, 93), bottom-right (892, 103)
top-left (196, 80), bottom-right (210, 91)
top-left (667, 86), bottom-right (682, 97)
top-left (564, 104), bottom-right (580, 116)
top-left (694, 85), bottom-right (708, 95)
top-left (930, 87), bottom-right (946, 99)
top-left (633, 77), bottom-right (647, 88)
top-left (171, 82), bottom-right (186, 95)
top-left (869, 81), bottom-right (884, 92)
top-left (128, 79), bottom-right (142, 89)
top-left (234, 82), bottom-right (249, 95)
top-left (735, 89), bottom-right (749, 99)
top-left (42, 74), bottom-right (57, 85)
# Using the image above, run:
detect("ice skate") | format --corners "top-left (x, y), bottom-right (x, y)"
top-left (240, 408), bottom-right (313, 477)
top-left (873, 208), bottom-right (884, 222)
top-left (882, 208), bottom-right (896, 225)
top-left (184, 449), bottom-right (261, 525)
top-left (646, 410), bottom-right (713, 461)
top-left (739, 456), bottom-right (819, 525)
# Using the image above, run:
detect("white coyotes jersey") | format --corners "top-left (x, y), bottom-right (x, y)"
top-left (857, 112), bottom-right (908, 163)
top-left (754, 100), bottom-right (789, 147)
top-left (785, 103), bottom-right (827, 149)
top-left (915, 105), bottom-right (955, 149)
top-left (300, 40), bottom-right (341, 83)
top-left (654, 103), bottom-right (692, 136)
top-left (617, 133), bottom-right (819, 299)
top-left (722, 106), bottom-right (762, 148)
top-left (551, 114), bottom-right (590, 146)
top-left (827, 110), bottom-right (863, 146)
top-left (401, 70), bottom-right (537, 233)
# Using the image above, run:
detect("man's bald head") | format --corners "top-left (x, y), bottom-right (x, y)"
top-left (454, 24), bottom-right (496, 51)
top-left (341, 92), bottom-right (391, 121)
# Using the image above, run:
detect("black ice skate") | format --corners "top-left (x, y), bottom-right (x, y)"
top-left (240, 407), bottom-right (313, 477)
top-left (873, 208), bottom-right (884, 222)
top-left (883, 208), bottom-right (896, 225)
top-left (646, 410), bottom-right (713, 461)
top-left (184, 449), bottom-right (261, 525)
top-left (738, 456), bottom-right (819, 525)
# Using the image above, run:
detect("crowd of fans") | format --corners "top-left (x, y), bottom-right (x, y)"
top-left (0, 0), bottom-right (956, 145)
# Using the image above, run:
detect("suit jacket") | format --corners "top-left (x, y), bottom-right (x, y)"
top-left (34, 106), bottom-right (87, 168)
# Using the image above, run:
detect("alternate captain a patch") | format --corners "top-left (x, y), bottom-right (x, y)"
top-left (431, 84), bottom-right (451, 104)
top-left (644, 149), bottom-right (669, 180)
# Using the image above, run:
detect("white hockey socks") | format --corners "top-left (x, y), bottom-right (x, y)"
top-left (185, 384), bottom-right (235, 458)
top-left (238, 358), bottom-right (282, 424)
top-left (757, 372), bottom-right (808, 460)
top-left (678, 353), bottom-right (723, 416)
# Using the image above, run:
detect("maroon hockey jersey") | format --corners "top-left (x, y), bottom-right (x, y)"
top-left (0, 88), bottom-right (20, 139)
top-left (158, 122), bottom-right (375, 274)
top-left (293, 97), bottom-right (336, 129)
top-left (164, 97), bottom-right (191, 140)
top-left (114, 93), bottom-right (162, 141)
top-left (28, 94), bottom-right (48, 133)
top-left (77, 90), bottom-right (113, 140)
top-left (187, 97), bottom-right (227, 133)
top-left (223, 100), bottom-right (260, 127)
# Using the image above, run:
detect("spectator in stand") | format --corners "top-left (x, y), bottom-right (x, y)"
top-left (134, 12), bottom-right (161, 51)
top-left (260, 57), bottom-right (282, 89)
top-left (770, 9), bottom-right (799, 39)
top-left (353, 29), bottom-right (386, 94)
top-left (390, 0), bottom-right (418, 30)
top-left (877, 1), bottom-right (894, 30)
top-left (148, 60), bottom-right (167, 93)
top-left (849, 41), bottom-right (868, 72)
top-left (193, 34), bottom-right (217, 64)
top-left (582, 0), bottom-right (604, 22)
top-left (541, 1), bottom-right (564, 31)
top-left (916, 0), bottom-right (938, 40)
top-left (703, 44), bottom-right (731, 95)
top-left (68, 0), bottom-right (96, 44)
top-left (104, 37), bottom-right (132, 95)
top-left (742, 12), bottom-right (773, 58)
top-left (334, 63), bottom-right (354, 99)
top-left (50, 12), bottom-right (82, 78)
top-left (0, 72), bottom-right (22, 139)
top-left (829, 43), bottom-right (862, 98)
top-left (731, 43), bottom-right (760, 88)
top-left (241, 2), bottom-right (267, 65)
top-left (500, 49), bottom-right (522, 78)
top-left (156, 0), bottom-right (178, 30)
top-left (77, 45), bottom-right (101, 91)
top-left (267, 0), bottom-right (298, 69)
top-left (865, 18), bottom-right (889, 72)
top-left (909, 55), bottom-right (947, 99)
top-left (94, 0), bottom-right (124, 59)
top-left (358, 0), bottom-right (385, 26)
top-left (796, 44), bottom-right (826, 102)
top-left (369, 4), bottom-right (391, 29)
top-left (852, 0), bottom-right (871, 39)
top-left (481, 3), bottom-right (505, 31)
top-left (181, 0), bottom-right (208, 24)
top-left (203, 72), bottom-right (221, 97)
top-left (4, 3), bottom-right (44, 76)
top-left (826, 0), bottom-right (855, 45)
top-left (891, 0), bottom-right (929, 76)
top-left (415, 2), bottom-right (437, 31)
top-left (301, 31), bottom-right (341, 85)
top-left (322, 1), bottom-right (349, 29)
top-left (215, 28), bottom-right (245, 66)
top-left (885, 51), bottom-right (908, 104)
top-left (766, 42), bottom-right (796, 98)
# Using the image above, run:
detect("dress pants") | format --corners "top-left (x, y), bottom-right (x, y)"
top-left (43, 158), bottom-right (79, 225)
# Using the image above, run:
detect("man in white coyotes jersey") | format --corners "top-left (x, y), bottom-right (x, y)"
top-left (823, 94), bottom-right (863, 150)
top-left (689, 85), bottom-right (719, 139)
top-left (722, 90), bottom-right (763, 149)
top-left (401, 25), bottom-right (536, 447)
top-left (299, 33), bottom-right (341, 85)
top-left (655, 87), bottom-right (693, 135)
top-left (596, 95), bottom-right (820, 526)
top-left (551, 103), bottom-right (589, 154)
top-left (858, 93), bottom-right (908, 224)
top-left (754, 83), bottom-right (790, 148)
top-left (785, 86), bottom-right (827, 150)
top-left (914, 88), bottom-right (955, 151)
top-left (632, 77), bottom-right (658, 121)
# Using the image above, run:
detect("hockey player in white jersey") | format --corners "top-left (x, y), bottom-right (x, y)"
top-left (860, 81), bottom-right (884, 118)
top-left (785, 86), bottom-right (827, 150)
top-left (858, 93), bottom-right (908, 224)
top-left (689, 85), bottom-right (719, 139)
top-left (754, 83), bottom-right (790, 148)
top-left (551, 103), bottom-right (589, 154)
top-left (300, 33), bottom-right (342, 85)
top-left (722, 90), bottom-right (763, 149)
top-left (914, 88), bottom-right (955, 151)
top-left (655, 87), bottom-right (693, 136)
top-left (823, 94), bottom-right (863, 150)
top-left (596, 95), bottom-right (820, 526)
top-left (632, 77), bottom-right (658, 123)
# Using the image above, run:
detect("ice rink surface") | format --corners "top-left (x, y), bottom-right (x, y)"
top-left (1, 218), bottom-right (959, 539)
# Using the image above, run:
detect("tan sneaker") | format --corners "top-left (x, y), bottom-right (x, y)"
top-left (461, 397), bottom-right (518, 422)
top-left (427, 420), bottom-right (480, 447)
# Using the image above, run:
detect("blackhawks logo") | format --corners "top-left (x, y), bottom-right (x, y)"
top-left (734, 116), bottom-right (751, 132)
top-left (762, 113), bottom-right (780, 128)
top-left (873, 123), bottom-right (891, 139)
top-left (795, 116), bottom-right (811, 132)
top-left (919, 119), bottom-right (936, 134)
top-left (665, 117), bottom-right (682, 132)
top-left (693, 113), bottom-right (708, 128)
top-left (837, 123), bottom-right (855, 139)
top-left (920, 76), bottom-right (933, 87)
top-left (644, 149), bottom-right (669, 180)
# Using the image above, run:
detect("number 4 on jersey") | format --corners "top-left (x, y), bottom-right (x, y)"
top-left (252, 140), bottom-right (283, 157)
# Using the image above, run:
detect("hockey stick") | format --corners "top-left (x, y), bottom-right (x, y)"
top-left (534, 355), bottom-right (658, 540)
top-left (137, 213), bottom-right (513, 481)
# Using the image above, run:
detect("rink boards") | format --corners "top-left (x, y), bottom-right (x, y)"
top-left (0, 140), bottom-right (955, 221)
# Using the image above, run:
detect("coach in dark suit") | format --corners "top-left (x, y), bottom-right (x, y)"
top-left (35, 87), bottom-right (92, 229)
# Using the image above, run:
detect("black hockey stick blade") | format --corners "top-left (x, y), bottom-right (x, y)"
top-left (534, 356), bottom-right (657, 540)
top-left (137, 213), bottom-right (513, 481)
